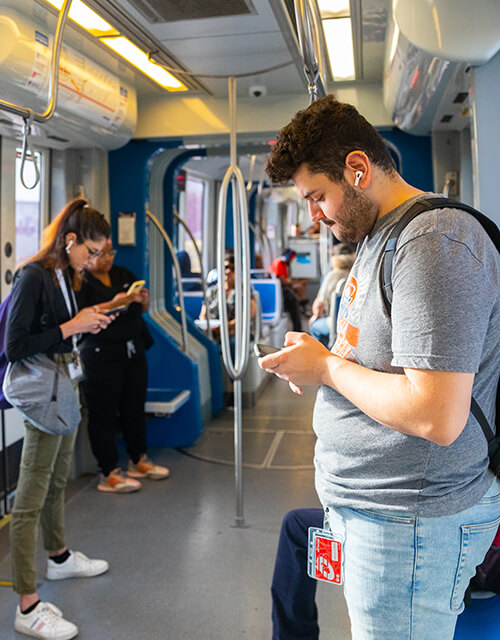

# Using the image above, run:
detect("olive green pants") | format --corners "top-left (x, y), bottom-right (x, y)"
top-left (10, 355), bottom-right (80, 594)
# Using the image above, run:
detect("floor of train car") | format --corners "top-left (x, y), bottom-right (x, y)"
top-left (0, 375), bottom-right (352, 640)
top-left (1, 371), bottom-right (498, 639)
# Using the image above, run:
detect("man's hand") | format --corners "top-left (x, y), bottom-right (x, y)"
top-left (257, 332), bottom-right (335, 394)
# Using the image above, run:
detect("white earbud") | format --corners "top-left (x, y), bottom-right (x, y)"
top-left (65, 239), bottom-right (74, 255)
top-left (354, 171), bottom-right (363, 187)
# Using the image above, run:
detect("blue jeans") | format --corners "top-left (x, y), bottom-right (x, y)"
top-left (327, 476), bottom-right (500, 639)
top-left (309, 318), bottom-right (330, 347)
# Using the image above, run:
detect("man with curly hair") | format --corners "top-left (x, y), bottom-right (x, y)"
top-left (261, 95), bottom-right (500, 640)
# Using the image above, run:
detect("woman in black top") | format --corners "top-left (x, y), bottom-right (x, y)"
top-left (77, 241), bottom-right (169, 494)
top-left (7, 198), bottom-right (113, 640)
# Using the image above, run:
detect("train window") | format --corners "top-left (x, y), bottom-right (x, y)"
top-left (180, 176), bottom-right (205, 273)
top-left (15, 150), bottom-right (43, 267)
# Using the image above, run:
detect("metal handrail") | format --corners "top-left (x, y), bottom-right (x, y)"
top-left (294, 0), bottom-right (327, 103)
top-left (146, 209), bottom-right (188, 353)
top-left (0, 0), bottom-right (73, 189)
top-left (216, 76), bottom-right (251, 528)
top-left (173, 207), bottom-right (211, 338)
top-left (216, 164), bottom-right (251, 379)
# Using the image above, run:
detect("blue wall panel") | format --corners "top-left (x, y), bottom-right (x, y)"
top-left (379, 127), bottom-right (434, 192)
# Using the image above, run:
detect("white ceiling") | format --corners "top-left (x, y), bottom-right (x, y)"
top-left (113, 0), bottom-right (390, 99)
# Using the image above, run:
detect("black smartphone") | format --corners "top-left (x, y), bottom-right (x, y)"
top-left (253, 343), bottom-right (281, 358)
top-left (101, 306), bottom-right (127, 316)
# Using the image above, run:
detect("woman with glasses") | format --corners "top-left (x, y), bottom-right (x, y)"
top-left (6, 198), bottom-right (112, 640)
top-left (76, 240), bottom-right (169, 494)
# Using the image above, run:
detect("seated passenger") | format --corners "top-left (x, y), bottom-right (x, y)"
top-left (309, 243), bottom-right (356, 346)
top-left (307, 220), bottom-right (321, 236)
top-left (199, 253), bottom-right (256, 351)
top-left (77, 240), bottom-right (169, 494)
top-left (269, 249), bottom-right (303, 331)
top-left (271, 508), bottom-right (324, 640)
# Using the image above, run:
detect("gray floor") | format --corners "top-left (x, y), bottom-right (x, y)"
top-left (0, 376), bottom-right (351, 639)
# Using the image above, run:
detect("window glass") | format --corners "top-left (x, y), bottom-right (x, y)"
top-left (183, 176), bottom-right (204, 273)
top-left (15, 151), bottom-right (42, 267)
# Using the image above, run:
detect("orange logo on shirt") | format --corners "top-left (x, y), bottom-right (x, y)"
top-left (332, 275), bottom-right (359, 361)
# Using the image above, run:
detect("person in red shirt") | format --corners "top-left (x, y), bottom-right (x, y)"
top-left (269, 249), bottom-right (302, 331)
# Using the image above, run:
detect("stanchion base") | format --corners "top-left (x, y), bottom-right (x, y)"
top-left (231, 517), bottom-right (250, 529)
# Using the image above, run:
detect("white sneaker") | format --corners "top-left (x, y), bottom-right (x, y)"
top-left (14, 602), bottom-right (78, 639)
top-left (46, 550), bottom-right (109, 581)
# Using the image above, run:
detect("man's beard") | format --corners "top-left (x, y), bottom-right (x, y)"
top-left (322, 182), bottom-right (379, 243)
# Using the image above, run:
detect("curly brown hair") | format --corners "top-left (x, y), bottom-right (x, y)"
top-left (266, 95), bottom-right (396, 185)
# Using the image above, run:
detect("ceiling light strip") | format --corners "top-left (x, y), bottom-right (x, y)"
top-left (44, 0), bottom-right (186, 91)
top-left (322, 18), bottom-right (355, 81)
top-left (101, 37), bottom-right (186, 90)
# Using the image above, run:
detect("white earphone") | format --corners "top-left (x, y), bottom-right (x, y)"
top-left (354, 171), bottom-right (363, 187)
top-left (65, 239), bottom-right (74, 255)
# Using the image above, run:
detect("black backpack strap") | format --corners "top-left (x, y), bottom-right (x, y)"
top-left (381, 197), bottom-right (500, 452)
top-left (381, 197), bottom-right (500, 316)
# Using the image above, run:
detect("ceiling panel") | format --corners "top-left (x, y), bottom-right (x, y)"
top-left (116, 0), bottom-right (304, 97)
top-left (162, 32), bottom-right (303, 96)
top-left (96, 0), bottom-right (391, 99)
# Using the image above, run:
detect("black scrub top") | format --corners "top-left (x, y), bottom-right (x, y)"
top-left (76, 265), bottom-right (145, 350)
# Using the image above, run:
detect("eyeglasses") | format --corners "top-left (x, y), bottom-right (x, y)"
top-left (101, 249), bottom-right (117, 258)
top-left (84, 244), bottom-right (103, 260)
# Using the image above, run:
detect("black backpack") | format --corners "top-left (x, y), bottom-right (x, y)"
top-left (380, 196), bottom-right (500, 475)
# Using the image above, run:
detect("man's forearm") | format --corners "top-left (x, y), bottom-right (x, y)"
top-left (322, 356), bottom-right (472, 445)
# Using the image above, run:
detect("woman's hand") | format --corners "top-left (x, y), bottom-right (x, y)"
top-left (133, 288), bottom-right (150, 312)
top-left (60, 307), bottom-right (112, 338)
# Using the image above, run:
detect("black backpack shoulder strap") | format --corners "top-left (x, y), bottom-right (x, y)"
top-left (380, 196), bottom-right (500, 445)
top-left (381, 197), bottom-right (500, 317)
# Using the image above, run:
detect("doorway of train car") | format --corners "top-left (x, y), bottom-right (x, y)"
top-left (0, 136), bottom-right (50, 516)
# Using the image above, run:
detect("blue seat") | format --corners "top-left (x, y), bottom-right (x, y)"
top-left (454, 595), bottom-right (500, 639)
top-left (252, 278), bottom-right (283, 327)
top-left (183, 293), bottom-right (204, 320)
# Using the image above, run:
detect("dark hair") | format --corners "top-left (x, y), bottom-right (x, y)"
top-left (176, 249), bottom-right (192, 276)
top-left (27, 198), bottom-right (110, 271)
top-left (266, 95), bottom-right (396, 184)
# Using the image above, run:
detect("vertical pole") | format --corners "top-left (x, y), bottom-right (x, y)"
top-left (1, 410), bottom-right (8, 516)
top-left (229, 76), bottom-right (245, 528)
top-left (233, 379), bottom-right (244, 526)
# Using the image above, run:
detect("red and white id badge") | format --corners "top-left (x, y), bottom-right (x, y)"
top-left (307, 527), bottom-right (344, 585)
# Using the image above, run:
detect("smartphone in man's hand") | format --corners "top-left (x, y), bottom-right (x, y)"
top-left (254, 343), bottom-right (281, 358)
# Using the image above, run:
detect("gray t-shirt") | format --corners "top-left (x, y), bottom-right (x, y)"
top-left (313, 193), bottom-right (500, 517)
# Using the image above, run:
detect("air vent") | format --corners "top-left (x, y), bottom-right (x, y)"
top-left (47, 135), bottom-right (70, 143)
top-left (453, 92), bottom-right (468, 104)
top-left (0, 118), bottom-right (14, 126)
top-left (132, 0), bottom-right (257, 23)
top-left (440, 115), bottom-right (453, 123)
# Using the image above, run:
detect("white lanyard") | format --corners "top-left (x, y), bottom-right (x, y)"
top-left (55, 268), bottom-right (79, 353)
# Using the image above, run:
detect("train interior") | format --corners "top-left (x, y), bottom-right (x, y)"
top-left (0, 0), bottom-right (499, 637)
